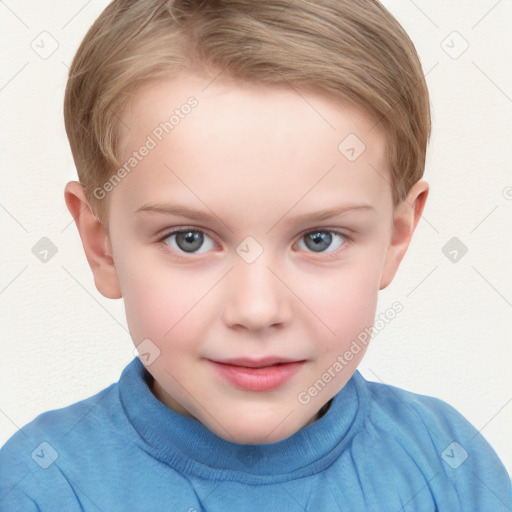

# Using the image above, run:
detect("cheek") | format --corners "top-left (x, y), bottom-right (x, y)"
top-left (299, 257), bottom-right (382, 349)
top-left (119, 255), bottom-right (217, 347)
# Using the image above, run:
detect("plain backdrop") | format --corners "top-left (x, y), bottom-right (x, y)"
top-left (1, 0), bottom-right (511, 478)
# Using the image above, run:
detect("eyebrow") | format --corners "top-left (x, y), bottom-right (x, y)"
top-left (135, 202), bottom-right (375, 227)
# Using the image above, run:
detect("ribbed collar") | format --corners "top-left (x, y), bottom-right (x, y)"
top-left (118, 357), bottom-right (368, 483)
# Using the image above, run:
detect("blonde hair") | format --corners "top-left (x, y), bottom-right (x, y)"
top-left (64, 0), bottom-right (431, 223)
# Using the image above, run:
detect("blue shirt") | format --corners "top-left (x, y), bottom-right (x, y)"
top-left (1, 357), bottom-right (510, 511)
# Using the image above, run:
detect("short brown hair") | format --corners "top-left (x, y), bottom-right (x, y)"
top-left (64, 0), bottom-right (431, 223)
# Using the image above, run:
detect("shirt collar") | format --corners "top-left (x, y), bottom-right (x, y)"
top-left (119, 357), bottom-right (368, 482)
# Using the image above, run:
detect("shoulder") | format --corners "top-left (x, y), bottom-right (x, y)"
top-left (1, 381), bottom-right (118, 452)
top-left (362, 376), bottom-right (503, 462)
top-left (364, 376), bottom-right (479, 440)
top-left (358, 374), bottom-right (512, 509)
top-left (0, 383), bottom-right (119, 510)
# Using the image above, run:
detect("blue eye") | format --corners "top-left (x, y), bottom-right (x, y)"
top-left (160, 228), bottom-right (347, 257)
top-left (163, 229), bottom-right (215, 254)
top-left (297, 230), bottom-right (346, 253)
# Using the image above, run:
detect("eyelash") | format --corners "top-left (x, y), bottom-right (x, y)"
top-left (156, 226), bottom-right (351, 261)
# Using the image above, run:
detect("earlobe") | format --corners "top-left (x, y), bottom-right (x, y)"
top-left (64, 181), bottom-right (122, 299)
top-left (379, 179), bottom-right (429, 290)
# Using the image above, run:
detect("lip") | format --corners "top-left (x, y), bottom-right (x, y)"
top-left (208, 358), bottom-right (306, 392)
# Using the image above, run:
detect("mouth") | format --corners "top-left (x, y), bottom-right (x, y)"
top-left (207, 357), bottom-right (306, 391)
top-left (211, 357), bottom-right (303, 368)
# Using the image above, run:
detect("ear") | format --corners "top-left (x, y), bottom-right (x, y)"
top-left (379, 179), bottom-right (429, 290)
top-left (64, 181), bottom-right (122, 299)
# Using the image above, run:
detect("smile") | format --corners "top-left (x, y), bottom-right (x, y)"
top-left (208, 359), bottom-right (306, 392)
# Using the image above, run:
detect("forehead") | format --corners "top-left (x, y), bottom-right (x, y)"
top-left (111, 72), bottom-right (391, 222)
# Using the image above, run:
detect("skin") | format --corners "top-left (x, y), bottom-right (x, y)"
top-left (64, 71), bottom-right (428, 444)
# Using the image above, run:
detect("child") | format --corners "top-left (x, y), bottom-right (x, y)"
top-left (1, 0), bottom-right (511, 510)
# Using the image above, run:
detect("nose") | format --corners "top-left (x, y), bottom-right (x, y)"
top-left (221, 256), bottom-right (292, 332)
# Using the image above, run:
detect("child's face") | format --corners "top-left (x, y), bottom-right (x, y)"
top-left (77, 72), bottom-right (426, 444)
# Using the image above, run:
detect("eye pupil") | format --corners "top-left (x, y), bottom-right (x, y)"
top-left (176, 231), bottom-right (204, 252)
top-left (305, 231), bottom-right (332, 252)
